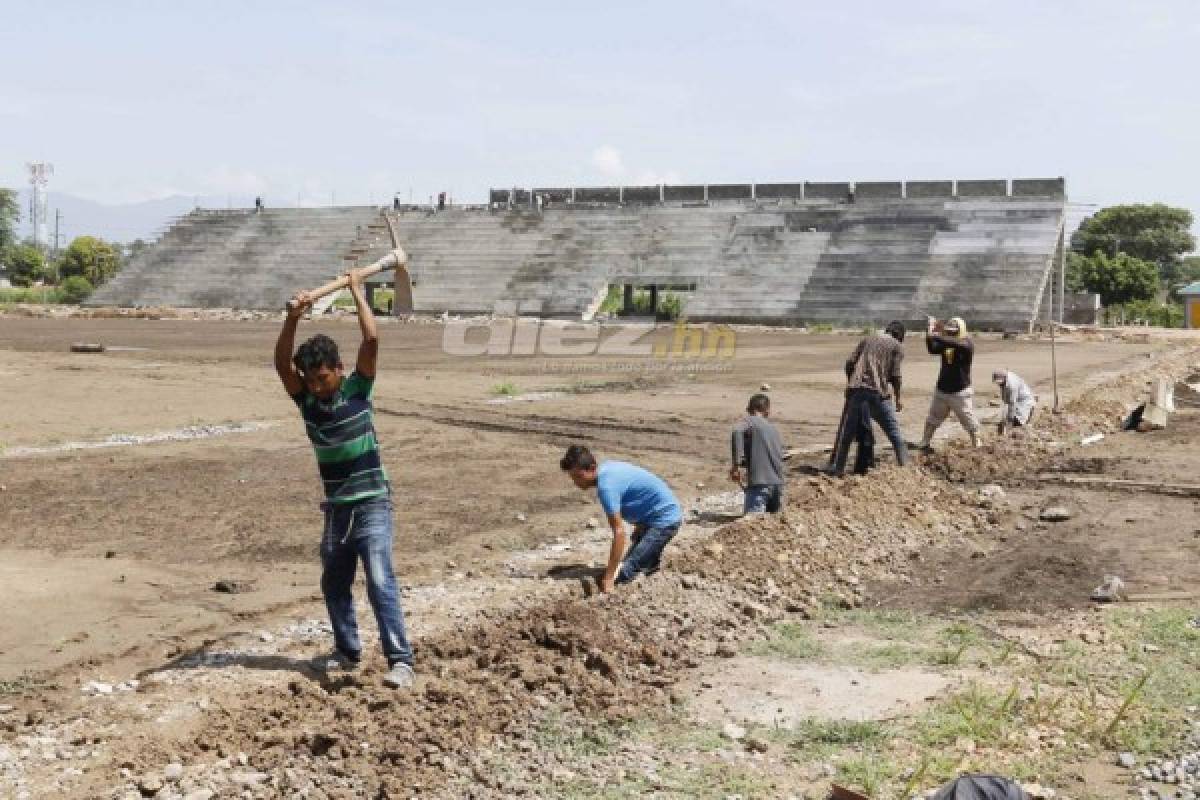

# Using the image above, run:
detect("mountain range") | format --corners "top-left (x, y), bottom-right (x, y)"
top-left (10, 190), bottom-right (260, 246)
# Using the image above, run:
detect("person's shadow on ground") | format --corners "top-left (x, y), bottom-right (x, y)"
top-left (137, 643), bottom-right (339, 688)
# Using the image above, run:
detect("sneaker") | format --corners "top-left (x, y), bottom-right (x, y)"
top-left (383, 662), bottom-right (415, 689)
top-left (311, 649), bottom-right (361, 673)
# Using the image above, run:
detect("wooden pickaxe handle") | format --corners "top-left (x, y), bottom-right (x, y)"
top-left (286, 246), bottom-right (407, 310)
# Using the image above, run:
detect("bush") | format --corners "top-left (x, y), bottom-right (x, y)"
top-left (4, 244), bottom-right (46, 287)
top-left (58, 276), bottom-right (94, 304)
top-left (1105, 299), bottom-right (1183, 328)
top-left (658, 291), bottom-right (685, 321)
top-left (58, 236), bottom-right (121, 286)
top-left (0, 286), bottom-right (61, 304)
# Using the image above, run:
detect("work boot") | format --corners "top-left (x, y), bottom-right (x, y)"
top-left (383, 662), bottom-right (415, 690)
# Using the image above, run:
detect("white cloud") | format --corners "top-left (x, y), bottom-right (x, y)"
top-left (591, 145), bottom-right (626, 177)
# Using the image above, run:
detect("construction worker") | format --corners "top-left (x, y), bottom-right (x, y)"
top-left (993, 369), bottom-right (1036, 434)
top-left (275, 270), bottom-right (415, 690)
top-left (918, 316), bottom-right (982, 449)
top-left (730, 393), bottom-right (786, 513)
top-left (560, 445), bottom-right (682, 592)
top-left (828, 321), bottom-right (909, 475)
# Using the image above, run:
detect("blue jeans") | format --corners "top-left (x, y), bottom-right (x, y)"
top-left (319, 496), bottom-right (414, 667)
top-left (744, 484), bottom-right (783, 514)
top-left (831, 389), bottom-right (908, 475)
top-left (616, 522), bottom-right (681, 584)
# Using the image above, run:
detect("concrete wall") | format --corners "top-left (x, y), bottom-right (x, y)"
top-left (754, 183), bottom-right (804, 199)
top-left (707, 183), bottom-right (753, 200)
top-left (805, 182), bottom-right (851, 201)
top-left (663, 185), bottom-right (705, 202)
top-left (1012, 178), bottom-right (1066, 198)
top-left (855, 182), bottom-right (903, 199)
top-left (575, 187), bottom-right (620, 203)
top-left (906, 181), bottom-right (954, 198)
top-left (493, 178), bottom-right (1064, 204)
top-left (533, 188), bottom-right (572, 203)
top-left (956, 180), bottom-right (1009, 197)
top-left (622, 186), bottom-right (660, 204)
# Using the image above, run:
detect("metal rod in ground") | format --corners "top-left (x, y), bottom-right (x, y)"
top-left (1051, 318), bottom-right (1060, 411)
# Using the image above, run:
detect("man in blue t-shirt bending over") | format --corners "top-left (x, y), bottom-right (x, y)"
top-left (560, 444), bottom-right (683, 593)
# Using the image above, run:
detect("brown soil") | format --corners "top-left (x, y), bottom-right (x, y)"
top-left (1, 314), bottom-right (1199, 798)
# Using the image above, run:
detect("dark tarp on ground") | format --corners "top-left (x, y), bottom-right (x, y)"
top-left (931, 774), bottom-right (1031, 800)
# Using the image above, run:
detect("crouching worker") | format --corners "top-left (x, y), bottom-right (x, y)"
top-left (993, 369), bottom-right (1035, 435)
top-left (560, 445), bottom-right (683, 592)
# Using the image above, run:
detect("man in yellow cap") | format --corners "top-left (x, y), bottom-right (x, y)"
top-left (918, 316), bottom-right (982, 449)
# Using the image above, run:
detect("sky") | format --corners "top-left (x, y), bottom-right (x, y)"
top-left (1, 0), bottom-right (1198, 227)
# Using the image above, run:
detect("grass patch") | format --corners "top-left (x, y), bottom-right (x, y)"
top-left (848, 641), bottom-right (930, 669)
top-left (832, 609), bottom-right (927, 640)
top-left (531, 712), bottom-right (626, 760)
top-left (808, 323), bottom-right (834, 333)
top-left (0, 286), bottom-right (62, 304)
top-left (0, 672), bottom-right (48, 695)
top-left (787, 718), bottom-right (888, 747)
top-left (749, 622), bottom-right (824, 660)
top-left (491, 380), bottom-right (519, 396)
top-left (838, 754), bottom-right (899, 797)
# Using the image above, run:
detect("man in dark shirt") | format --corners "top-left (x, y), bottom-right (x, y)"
top-left (918, 316), bottom-right (982, 449)
top-left (828, 321), bottom-right (909, 476)
top-left (730, 393), bottom-right (786, 513)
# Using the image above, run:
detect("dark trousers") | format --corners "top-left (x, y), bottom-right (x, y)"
top-left (831, 389), bottom-right (908, 475)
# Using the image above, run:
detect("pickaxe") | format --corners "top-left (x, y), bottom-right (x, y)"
top-left (286, 213), bottom-right (407, 311)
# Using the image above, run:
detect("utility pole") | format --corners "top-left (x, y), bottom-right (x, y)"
top-left (26, 162), bottom-right (53, 250)
top-left (54, 209), bottom-right (61, 257)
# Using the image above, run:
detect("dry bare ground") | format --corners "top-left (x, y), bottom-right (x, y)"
top-left (1, 311), bottom-right (1199, 799)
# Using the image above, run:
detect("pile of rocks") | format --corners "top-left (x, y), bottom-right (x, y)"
top-left (1120, 717), bottom-right (1200, 799)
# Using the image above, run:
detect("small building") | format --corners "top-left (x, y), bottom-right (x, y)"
top-left (1063, 292), bottom-right (1101, 325)
top-left (1180, 282), bottom-right (1200, 329)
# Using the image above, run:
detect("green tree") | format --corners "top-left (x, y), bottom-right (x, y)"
top-left (5, 243), bottom-right (46, 287)
top-left (1070, 251), bottom-right (1159, 306)
top-left (1071, 204), bottom-right (1195, 285)
top-left (58, 236), bottom-right (122, 286)
top-left (1176, 255), bottom-right (1200, 289)
top-left (58, 276), bottom-right (93, 304)
top-left (0, 188), bottom-right (18, 252)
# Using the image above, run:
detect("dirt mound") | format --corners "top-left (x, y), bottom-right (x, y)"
top-left (104, 472), bottom-right (996, 797)
top-left (924, 346), bottom-right (1200, 484)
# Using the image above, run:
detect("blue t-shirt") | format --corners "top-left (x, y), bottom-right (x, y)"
top-left (596, 461), bottom-right (682, 528)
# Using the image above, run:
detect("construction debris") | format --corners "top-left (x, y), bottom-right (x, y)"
top-left (1039, 506), bottom-right (1073, 522)
top-left (1090, 574), bottom-right (1126, 603)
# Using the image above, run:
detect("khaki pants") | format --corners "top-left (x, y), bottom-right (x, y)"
top-left (926, 388), bottom-right (980, 434)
